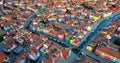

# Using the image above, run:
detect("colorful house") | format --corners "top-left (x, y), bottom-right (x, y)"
top-left (92, 13), bottom-right (101, 22)
top-left (95, 46), bottom-right (120, 63)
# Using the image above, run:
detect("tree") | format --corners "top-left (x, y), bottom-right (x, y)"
top-left (1, 61), bottom-right (9, 63)
top-left (113, 37), bottom-right (120, 46)
top-left (0, 36), bottom-right (4, 42)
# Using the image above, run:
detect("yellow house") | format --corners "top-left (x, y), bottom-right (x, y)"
top-left (103, 12), bottom-right (108, 18)
top-left (103, 12), bottom-right (112, 18)
top-left (70, 39), bottom-right (74, 45)
top-left (92, 13), bottom-right (101, 22)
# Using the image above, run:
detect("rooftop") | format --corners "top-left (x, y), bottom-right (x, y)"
top-left (96, 46), bottom-right (120, 59)
top-left (0, 0), bottom-right (120, 63)
top-left (0, 52), bottom-right (7, 62)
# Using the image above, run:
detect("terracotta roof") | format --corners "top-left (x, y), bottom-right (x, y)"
top-left (42, 51), bottom-right (60, 63)
top-left (42, 56), bottom-right (53, 63)
top-left (81, 56), bottom-right (100, 63)
top-left (14, 53), bottom-right (28, 63)
top-left (116, 2), bottom-right (120, 8)
top-left (107, 43), bottom-right (119, 49)
top-left (93, 13), bottom-right (101, 17)
top-left (61, 48), bottom-right (71, 60)
top-left (31, 39), bottom-right (44, 49)
top-left (96, 46), bottom-right (120, 59)
top-left (0, 52), bottom-right (7, 62)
